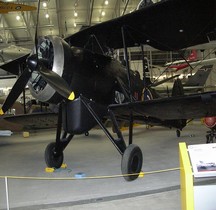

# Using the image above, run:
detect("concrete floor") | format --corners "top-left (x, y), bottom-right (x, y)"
top-left (0, 122), bottom-right (214, 209)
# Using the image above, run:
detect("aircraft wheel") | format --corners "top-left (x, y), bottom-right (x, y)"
top-left (210, 135), bottom-right (214, 143)
top-left (206, 135), bottom-right (210, 143)
top-left (206, 135), bottom-right (213, 144)
top-left (45, 142), bottom-right (64, 168)
top-left (176, 129), bottom-right (181, 137)
top-left (121, 144), bottom-right (143, 181)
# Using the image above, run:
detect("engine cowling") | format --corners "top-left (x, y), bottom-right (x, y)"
top-left (204, 116), bottom-right (216, 128)
top-left (28, 36), bottom-right (73, 104)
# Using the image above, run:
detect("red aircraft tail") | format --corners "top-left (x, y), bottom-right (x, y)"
top-left (187, 50), bottom-right (197, 61)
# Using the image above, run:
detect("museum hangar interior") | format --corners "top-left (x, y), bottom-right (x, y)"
top-left (0, 0), bottom-right (216, 209)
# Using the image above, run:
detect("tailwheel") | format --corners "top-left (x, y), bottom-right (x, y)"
top-left (206, 134), bottom-right (213, 143)
top-left (45, 142), bottom-right (64, 168)
top-left (121, 144), bottom-right (143, 181)
top-left (176, 129), bottom-right (181, 137)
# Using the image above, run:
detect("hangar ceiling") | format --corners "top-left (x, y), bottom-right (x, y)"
top-left (0, 0), bottom-right (145, 49)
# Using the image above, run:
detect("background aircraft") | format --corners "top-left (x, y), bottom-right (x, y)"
top-left (165, 50), bottom-right (198, 71)
top-left (0, 45), bottom-right (31, 78)
top-left (152, 65), bottom-right (214, 95)
top-left (152, 49), bottom-right (216, 75)
top-left (0, 1), bottom-right (36, 13)
top-left (0, 45), bottom-right (31, 63)
top-left (1, 0), bottom-right (216, 181)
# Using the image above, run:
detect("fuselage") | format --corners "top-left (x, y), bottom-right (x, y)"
top-left (28, 36), bottom-right (143, 106)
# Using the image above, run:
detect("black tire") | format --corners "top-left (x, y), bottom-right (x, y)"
top-left (121, 144), bottom-right (143, 181)
top-left (206, 135), bottom-right (210, 143)
top-left (209, 136), bottom-right (214, 143)
top-left (45, 142), bottom-right (64, 168)
top-left (176, 130), bottom-right (181, 137)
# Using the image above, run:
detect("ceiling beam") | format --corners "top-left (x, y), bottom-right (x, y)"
top-left (21, 11), bottom-right (34, 41)
top-left (55, 0), bottom-right (62, 37)
top-left (113, 0), bottom-right (121, 18)
top-left (0, 14), bottom-right (15, 44)
top-left (88, 0), bottom-right (95, 26)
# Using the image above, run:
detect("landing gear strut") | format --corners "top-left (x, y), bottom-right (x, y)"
top-left (206, 128), bottom-right (216, 143)
top-left (44, 103), bottom-right (74, 169)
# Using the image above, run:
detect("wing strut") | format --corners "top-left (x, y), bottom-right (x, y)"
top-left (140, 44), bottom-right (150, 101)
top-left (80, 96), bottom-right (127, 154)
top-left (121, 26), bottom-right (135, 145)
top-left (121, 26), bottom-right (133, 102)
top-left (84, 34), bottom-right (105, 54)
top-left (19, 63), bottom-right (27, 114)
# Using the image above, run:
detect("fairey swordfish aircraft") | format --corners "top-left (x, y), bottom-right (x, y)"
top-left (1, 0), bottom-right (216, 181)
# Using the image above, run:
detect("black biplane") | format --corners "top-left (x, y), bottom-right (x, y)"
top-left (1, 0), bottom-right (216, 181)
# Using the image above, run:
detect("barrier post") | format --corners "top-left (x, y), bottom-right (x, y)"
top-left (5, 176), bottom-right (10, 210)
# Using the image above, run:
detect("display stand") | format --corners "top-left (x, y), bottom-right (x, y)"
top-left (179, 142), bottom-right (216, 210)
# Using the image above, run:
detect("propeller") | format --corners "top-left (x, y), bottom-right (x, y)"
top-left (35, 59), bottom-right (75, 100)
top-left (0, 68), bottom-right (32, 115)
top-left (0, 0), bottom-right (75, 115)
top-left (26, 54), bottom-right (75, 101)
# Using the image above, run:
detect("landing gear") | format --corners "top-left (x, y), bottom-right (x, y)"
top-left (176, 129), bottom-right (181, 137)
top-left (81, 97), bottom-right (143, 181)
top-left (45, 142), bottom-right (64, 168)
top-left (206, 134), bottom-right (214, 143)
top-left (44, 103), bottom-right (73, 169)
top-left (121, 144), bottom-right (143, 181)
top-left (44, 97), bottom-right (143, 181)
top-left (206, 128), bottom-right (216, 143)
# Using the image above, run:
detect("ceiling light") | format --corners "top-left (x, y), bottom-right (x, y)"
top-left (45, 13), bottom-right (49, 18)
top-left (74, 22), bottom-right (77, 27)
top-left (74, 11), bottom-right (78, 17)
top-left (16, 15), bottom-right (20, 21)
top-left (105, 0), bottom-right (109, 5)
top-left (43, 2), bottom-right (47, 8)
top-left (101, 11), bottom-right (105, 16)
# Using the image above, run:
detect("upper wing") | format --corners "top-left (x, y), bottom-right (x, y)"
top-left (65, 0), bottom-right (215, 51)
top-left (109, 92), bottom-right (216, 120)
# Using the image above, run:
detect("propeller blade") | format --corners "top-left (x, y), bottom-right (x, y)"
top-left (0, 54), bottom-right (30, 75)
top-left (34, 0), bottom-right (41, 59)
top-left (0, 68), bottom-right (32, 115)
top-left (38, 65), bottom-right (75, 101)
